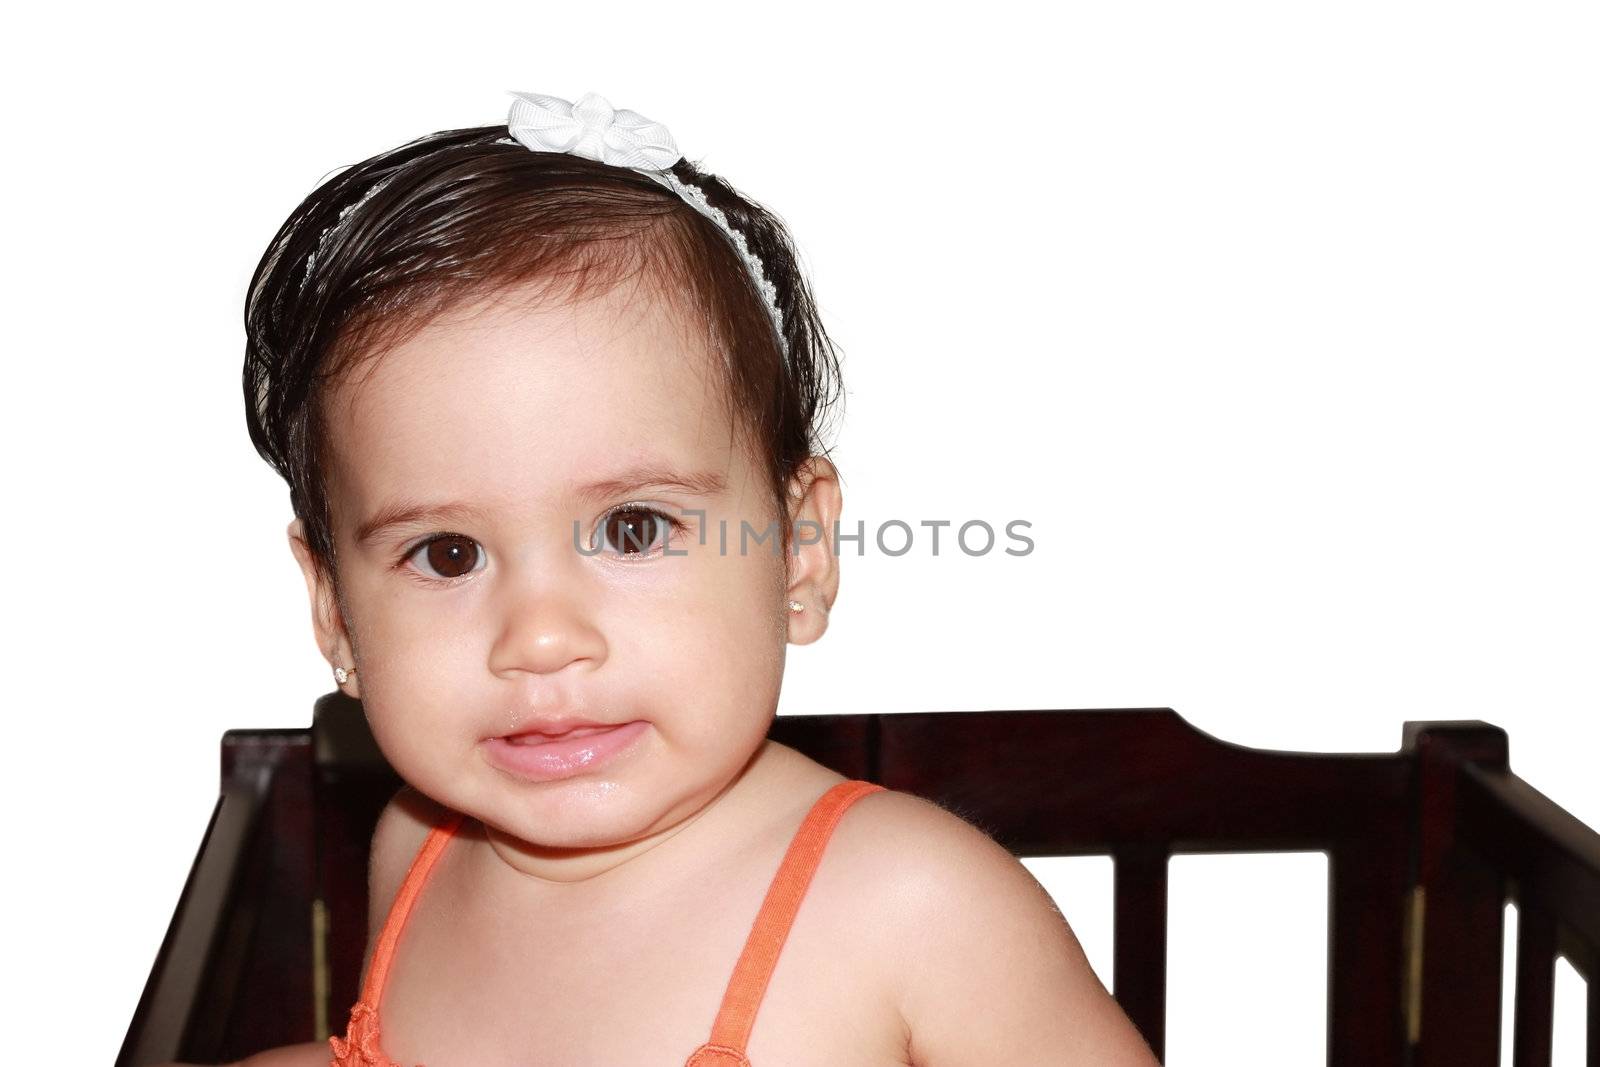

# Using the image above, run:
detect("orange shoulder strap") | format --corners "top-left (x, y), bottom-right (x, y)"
top-left (359, 807), bottom-right (466, 1009)
top-left (686, 779), bottom-right (886, 1066)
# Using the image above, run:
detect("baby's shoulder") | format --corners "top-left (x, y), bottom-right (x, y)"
top-left (846, 788), bottom-right (1163, 1063)
top-left (365, 786), bottom-right (452, 951)
top-left (833, 788), bottom-right (1160, 1063)
top-left (831, 785), bottom-right (1027, 890)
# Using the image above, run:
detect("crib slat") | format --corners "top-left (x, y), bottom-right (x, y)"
top-left (1410, 724), bottom-right (1509, 1067)
top-left (1327, 833), bottom-right (1413, 1066)
top-left (1588, 964), bottom-right (1596, 1066)
top-left (1113, 843), bottom-right (1168, 1062)
top-left (1512, 902), bottom-right (1555, 1067)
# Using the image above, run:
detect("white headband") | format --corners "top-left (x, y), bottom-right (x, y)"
top-left (502, 90), bottom-right (787, 355)
top-left (304, 91), bottom-right (788, 358)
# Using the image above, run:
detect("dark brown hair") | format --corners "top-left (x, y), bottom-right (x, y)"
top-left (244, 124), bottom-right (844, 588)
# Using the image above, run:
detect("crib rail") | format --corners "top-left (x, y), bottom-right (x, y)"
top-left (118, 730), bottom-right (316, 1067)
top-left (1408, 723), bottom-right (1600, 1067)
top-left (118, 701), bottom-right (1600, 1066)
top-left (836, 709), bottom-right (1417, 1066)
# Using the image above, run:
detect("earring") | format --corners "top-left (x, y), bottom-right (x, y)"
top-left (787, 600), bottom-right (805, 614)
top-left (334, 665), bottom-right (357, 684)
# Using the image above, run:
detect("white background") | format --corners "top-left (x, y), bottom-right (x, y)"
top-left (4, 2), bottom-right (1595, 1064)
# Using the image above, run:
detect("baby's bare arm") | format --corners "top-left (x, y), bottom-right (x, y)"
top-left (149, 1040), bottom-right (327, 1067)
top-left (234, 1042), bottom-right (331, 1067)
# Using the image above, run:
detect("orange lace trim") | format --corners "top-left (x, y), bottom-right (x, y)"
top-left (327, 1000), bottom-right (422, 1067)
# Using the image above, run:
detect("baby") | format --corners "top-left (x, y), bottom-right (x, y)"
top-left (168, 90), bottom-right (1158, 1067)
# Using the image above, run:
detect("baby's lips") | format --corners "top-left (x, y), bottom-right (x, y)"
top-left (497, 713), bottom-right (624, 741)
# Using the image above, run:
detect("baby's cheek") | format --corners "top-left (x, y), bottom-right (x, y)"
top-left (676, 567), bottom-right (786, 666)
top-left (686, 526), bottom-right (788, 608)
top-left (362, 684), bottom-right (444, 757)
top-left (352, 642), bottom-right (472, 762)
top-left (692, 594), bottom-right (787, 710)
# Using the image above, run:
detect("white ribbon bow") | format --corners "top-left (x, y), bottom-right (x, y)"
top-left (500, 89), bottom-right (787, 350)
top-left (506, 90), bottom-right (683, 172)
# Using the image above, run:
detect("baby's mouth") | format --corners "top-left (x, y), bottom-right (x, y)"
top-left (501, 725), bottom-right (617, 745)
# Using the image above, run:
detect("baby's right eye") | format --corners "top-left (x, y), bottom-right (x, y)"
top-left (592, 505), bottom-right (683, 558)
top-left (404, 534), bottom-right (486, 582)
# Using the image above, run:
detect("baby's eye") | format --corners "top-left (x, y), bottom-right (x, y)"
top-left (594, 506), bottom-right (681, 558)
top-left (405, 534), bottom-right (486, 581)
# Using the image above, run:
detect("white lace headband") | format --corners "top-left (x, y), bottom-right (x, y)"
top-left (300, 90), bottom-right (788, 359)
top-left (501, 90), bottom-right (786, 354)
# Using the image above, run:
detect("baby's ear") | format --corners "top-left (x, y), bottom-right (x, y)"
top-left (783, 457), bottom-right (842, 646)
top-left (286, 518), bottom-right (359, 696)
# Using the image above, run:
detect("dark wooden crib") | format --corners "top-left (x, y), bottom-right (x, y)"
top-left (119, 695), bottom-right (1600, 1066)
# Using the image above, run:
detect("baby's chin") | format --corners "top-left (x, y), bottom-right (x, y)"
top-left (459, 752), bottom-right (679, 830)
top-left (466, 779), bottom-right (735, 885)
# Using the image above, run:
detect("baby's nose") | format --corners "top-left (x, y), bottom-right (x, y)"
top-left (485, 580), bottom-right (608, 680)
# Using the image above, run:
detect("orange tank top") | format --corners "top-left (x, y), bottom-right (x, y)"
top-left (329, 779), bottom-right (886, 1067)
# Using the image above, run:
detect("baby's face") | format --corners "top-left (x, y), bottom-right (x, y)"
top-left (299, 276), bottom-right (819, 873)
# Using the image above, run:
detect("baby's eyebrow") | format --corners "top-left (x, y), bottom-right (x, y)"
top-left (355, 500), bottom-right (492, 545)
top-left (355, 465), bottom-right (728, 545)
top-left (574, 464), bottom-right (728, 505)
